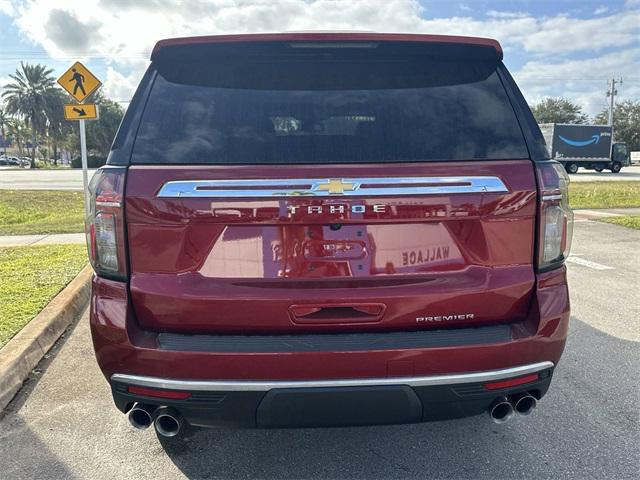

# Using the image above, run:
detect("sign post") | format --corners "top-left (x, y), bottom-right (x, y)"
top-left (57, 61), bottom-right (102, 216)
top-left (78, 119), bottom-right (89, 211)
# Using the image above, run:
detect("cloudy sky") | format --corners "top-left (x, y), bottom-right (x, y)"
top-left (0, 0), bottom-right (638, 116)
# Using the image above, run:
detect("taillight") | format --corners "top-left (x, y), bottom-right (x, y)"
top-left (536, 161), bottom-right (574, 271)
top-left (86, 167), bottom-right (128, 280)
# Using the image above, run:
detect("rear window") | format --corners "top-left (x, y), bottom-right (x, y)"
top-left (132, 52), bottom-right (528, 164)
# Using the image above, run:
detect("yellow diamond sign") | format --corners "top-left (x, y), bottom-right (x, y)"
top-left (57, 61), bottom-right (102, 103)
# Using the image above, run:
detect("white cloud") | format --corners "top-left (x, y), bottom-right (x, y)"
top-left (514, 48), bottom-right (640, 116)
top-left (0, 0), bottom-right (13, 15)
top-left (521, 12), bottom-right (639, 53)
top-left (1, 0), bottom-right (639, 104)
top-left (486, 10), bottom-right (529, 19)
top-left (7, 1), bottom-right (639, 57)
top-left (593, 6), bottom-right (609, 15)
top-left (103, 63), bottom-right (148, 102)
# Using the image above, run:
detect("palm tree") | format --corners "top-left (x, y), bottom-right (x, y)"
top-left (44, 89), bottom-right (70, 165)
top-left (0, 106), bottom-right (10, 156)
top-left (10, 120), bottom-right (30, 156)
top-left (2, 62), bottom-right (57, 168)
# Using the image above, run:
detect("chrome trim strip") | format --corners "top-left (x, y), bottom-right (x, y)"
top-left (157, 176), bottom-right (508, 198)
top-left (111, 361), bottom-right (553, 392)
top-left (542, 194), bottom-right (563, 201)
top-left (95, 201), bottom-right (122, 207)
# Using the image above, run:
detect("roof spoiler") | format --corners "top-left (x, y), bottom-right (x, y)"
top-left (151, 32), bottom-right (503, 62)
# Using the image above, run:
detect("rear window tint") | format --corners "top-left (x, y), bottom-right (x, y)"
top-left (132, 57), bottom-right (528, 164)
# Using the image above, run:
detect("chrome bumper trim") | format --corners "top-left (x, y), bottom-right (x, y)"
top-left (112, 361), bottom-right (553, 392)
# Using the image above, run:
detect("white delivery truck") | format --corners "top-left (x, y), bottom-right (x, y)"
top-left (539, 123), bottom-right (630, 173)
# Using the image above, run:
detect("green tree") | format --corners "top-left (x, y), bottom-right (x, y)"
top-left (0, 106), bottom-right (10, 155)
top-left (86, 95), bottom-right (124, 157)
top-left (530, 98), bottom-right (589, 125)
top-left (594, 100), bottom-right (640, 151)
top-left (2, 62), bottom-right (58, 168)
top-left (45, 89), bottom-right (72, 165)
top-left (9, 119), bottom-right (30, 156)
top-left (68, 93), bottom-right (125, 163)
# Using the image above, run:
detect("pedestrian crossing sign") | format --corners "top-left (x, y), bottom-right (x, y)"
top-left (57, 61), bottom-right (102, 103)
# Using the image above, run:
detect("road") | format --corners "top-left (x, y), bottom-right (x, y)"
top-left (1, 166), bottom-right (640, 190)
top-left (0, 168), bottom-right (96, 190)
top-left (0, 220), bottom-right (638, 479)
top-left (569, 165), bottom-right (640, 182)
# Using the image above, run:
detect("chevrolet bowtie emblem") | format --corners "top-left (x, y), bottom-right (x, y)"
top-left (312, 179), bottom-right (358, 195)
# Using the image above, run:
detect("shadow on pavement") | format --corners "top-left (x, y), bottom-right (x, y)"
top-left (157, 317), bottom-right (639, 480)
top-left (1, 313), bottom-right (637, 479)
top-left (0, 417), bottom-right (76, 479)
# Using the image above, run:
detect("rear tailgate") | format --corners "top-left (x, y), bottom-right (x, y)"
top-left (126, 161), bottom-right (536, 333)
top-left (123, 37), bottom-right (538, 334)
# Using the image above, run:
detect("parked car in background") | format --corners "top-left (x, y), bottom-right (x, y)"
top-left (87, 33), bottom-right (573, 439)
top-left (0, 155), bottom-right (23, 166)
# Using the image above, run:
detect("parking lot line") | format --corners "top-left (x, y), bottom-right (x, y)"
top-left (566, 255), bottom-right (614, 270)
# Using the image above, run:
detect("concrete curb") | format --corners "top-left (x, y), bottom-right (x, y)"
top-left (573, 207), bottom-right (640, 221)
top-left (0, 233), bottom-right (86, 247)
top-left (0, 265), bottom-right (93, 411)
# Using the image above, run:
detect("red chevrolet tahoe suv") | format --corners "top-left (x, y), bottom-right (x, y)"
top-left (88, 33), bottom-right (573, 438)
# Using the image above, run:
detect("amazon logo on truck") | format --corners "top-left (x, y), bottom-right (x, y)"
top-left (559, 131), bottom-right (611, 147)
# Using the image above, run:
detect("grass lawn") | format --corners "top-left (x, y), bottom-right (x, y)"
top-left (0, 182), bottom-right (637, 234)
top-left (597, 215), bottom-right (640, 230)
top-left (0, 244), bottom-right (87, 348)
top-left (0, 190), bottom-right (85, 235)
top-left (569, 182), bottom-right (640, 210)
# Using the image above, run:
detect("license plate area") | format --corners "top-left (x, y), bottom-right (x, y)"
top-left (303, 239), bottom-right (366, 260)
top-left (256, 385), bottom-right (422, 427)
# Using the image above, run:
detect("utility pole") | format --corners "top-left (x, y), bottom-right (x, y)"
top-left (606, 78), bottom-right (622, 138)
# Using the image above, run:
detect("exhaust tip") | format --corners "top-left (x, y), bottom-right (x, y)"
top-left (154, 407), bottom-right (184, 438)
top-left (488, 397), bottom-right (514, 424)
top-left (128, 403), bottom-right (156, 430)
top-left (514, 393), bottom-right (537, 416)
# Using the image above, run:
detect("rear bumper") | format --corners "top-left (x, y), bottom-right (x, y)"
top-left (90, 266), bottom-right (569, 427)
top-left (111, 362), bottom-right (554, 427)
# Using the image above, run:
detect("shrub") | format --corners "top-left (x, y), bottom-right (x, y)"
top-left (71, 155), bottom-right (106, 168)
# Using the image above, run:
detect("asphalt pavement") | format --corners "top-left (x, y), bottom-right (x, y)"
top-left (569, 165), bottom-right (640, 182)
top-left (0, 166), bottom-right (639, 190)
top-left (0, 220), bottom-right (638, 479)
